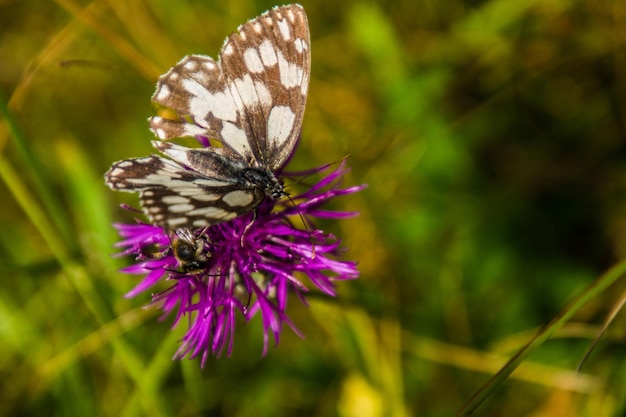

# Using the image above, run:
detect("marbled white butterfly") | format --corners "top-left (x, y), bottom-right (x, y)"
top-left (105, 4), bottom-right (310, 229)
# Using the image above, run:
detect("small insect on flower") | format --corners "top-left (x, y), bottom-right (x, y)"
top-left (133, 227), bottom-right (210, 275)
top-left (170, 228), bottom-right (210, 275)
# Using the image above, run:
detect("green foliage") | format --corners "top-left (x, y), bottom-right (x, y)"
top-left (1, 0), bottom-right (626, 415)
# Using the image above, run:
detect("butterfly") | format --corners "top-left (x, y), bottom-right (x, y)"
top-left (105, 4), bottom-right (310, 230)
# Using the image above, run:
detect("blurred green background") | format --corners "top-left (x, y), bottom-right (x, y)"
top-left (2, 0), bottom-right (626, 416)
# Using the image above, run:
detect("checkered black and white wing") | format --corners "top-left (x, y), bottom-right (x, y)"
top-left (104, 148), bottom-right (264, 229)
top-left (149, 4), bottom-right (310, 171)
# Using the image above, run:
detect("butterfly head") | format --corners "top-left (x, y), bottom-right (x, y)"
top-left (242, 167), bottom-right (287, 199)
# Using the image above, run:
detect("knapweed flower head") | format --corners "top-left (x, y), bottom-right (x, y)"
top-left (114, 162), bottom-right (365, 366)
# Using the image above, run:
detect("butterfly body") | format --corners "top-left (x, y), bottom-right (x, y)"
top-left (105, 4), bottom-right (309, 230)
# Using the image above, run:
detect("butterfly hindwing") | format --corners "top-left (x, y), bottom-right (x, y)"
top-left (105, 153), bottom-right (263, 229)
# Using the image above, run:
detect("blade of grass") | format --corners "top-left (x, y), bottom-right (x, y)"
top-left (54, 0), bottom-right (160, 80)
top-left (0, 90), bottom-right (76, 252)
top-left (576, 288), bottom-right (626, 372)
top-left (55, 138), bottom-right (120, 271)
top-left (456, 257), bottom-right (626, 416)
top-left (403, 332), bottom-right (601, 392)
top-left (0, 156), bottom-right (69, 261)
top-left (0, 97), bottom-right (170, 415)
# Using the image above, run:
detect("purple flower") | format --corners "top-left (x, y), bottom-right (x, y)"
top-left (113, 162), bottom-right (365, 366)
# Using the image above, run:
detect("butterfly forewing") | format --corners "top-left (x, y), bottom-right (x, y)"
top-left (105, 153), bottom-right (263, 229)
top-left (149, 4), bottom-right (310, 170)
top-left (220, 5), bottom-right (310, 169)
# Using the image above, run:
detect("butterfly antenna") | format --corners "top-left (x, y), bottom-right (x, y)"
top-left (285, 193), bottom-right (316, 259)
top-left (280, 155), bottom-right (351, 259)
